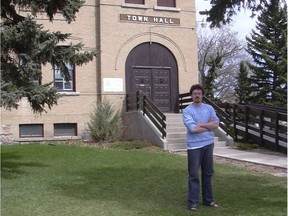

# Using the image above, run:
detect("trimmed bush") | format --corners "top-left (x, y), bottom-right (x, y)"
top-left (88, 100), bottom-right (123, 142)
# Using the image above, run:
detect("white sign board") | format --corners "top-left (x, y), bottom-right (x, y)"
top-left (103, 78), bottom-right (123, 92)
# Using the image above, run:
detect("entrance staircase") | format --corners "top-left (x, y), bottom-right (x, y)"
top-left (165, 113), bottom-right (228, 152)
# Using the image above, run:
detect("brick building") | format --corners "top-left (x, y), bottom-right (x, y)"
top-left (1, 0), bottom-right (198, 142)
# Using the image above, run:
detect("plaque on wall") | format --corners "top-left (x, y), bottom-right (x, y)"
top-left (103, 78), bottom-right (123, 92)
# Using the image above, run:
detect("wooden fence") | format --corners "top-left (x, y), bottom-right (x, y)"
top-left (223, 103), bottom-right (287, 153)
top-left (179, 93), bottom-right (287, 154)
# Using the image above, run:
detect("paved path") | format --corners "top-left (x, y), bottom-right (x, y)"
top-left (213, 146), bottom-right (287, 169)
top-left (175, 145), bottom-right (287, 177)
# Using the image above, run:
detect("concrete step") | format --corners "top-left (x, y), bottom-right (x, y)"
top-left (165, 113), bottom-right (183, 124)
top-left (166, 127), bottom-right (186, 133)
top-left (166, 132), bottom-right (186, 139)
top-left (166, 119), bottom-right (183, 124)
top-left (164, 114), bottom-right (228, 152)
top-left (164, 113), bottom-right (182, 117)
top-left (166, 123), bottom-right (185, 128)
top-left (168, 143), bottom-right (187, 151)
top-left (166, 137), bottom-right (186, 143)
top-left (167, 137), bottom-right (227, 152)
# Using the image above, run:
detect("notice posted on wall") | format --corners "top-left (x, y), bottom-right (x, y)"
top-left (103, 78), bottom-right (123, 92)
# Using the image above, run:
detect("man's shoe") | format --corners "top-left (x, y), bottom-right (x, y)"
top-left (188, 204), bottom-right (199, 211)
top-left (204, 201), bottom-right (219, 208)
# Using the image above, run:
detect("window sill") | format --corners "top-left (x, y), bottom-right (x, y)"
top-left (57, 92), bottom-right (80, 96)
top-left (54, 136), bottom-right (78, 139)
top-left (121, 3), bottom-right (149, 9)
top-left (154, 6), bottom-right (180, 12)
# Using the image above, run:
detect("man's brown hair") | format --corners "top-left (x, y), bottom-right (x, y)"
top-left (189, 84), bottom-right (205, 95)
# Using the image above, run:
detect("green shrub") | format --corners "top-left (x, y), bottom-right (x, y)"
top-left (88, 100), bottom-right (123, 142)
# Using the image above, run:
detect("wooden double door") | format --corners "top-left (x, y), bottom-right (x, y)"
top-left (133, 66), bottom-right (171, 112)
top-left (126, 42), bottom-right (178, 112)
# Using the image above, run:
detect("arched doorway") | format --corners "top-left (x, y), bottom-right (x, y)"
top-left (125, 42), bottom-right (178, 112)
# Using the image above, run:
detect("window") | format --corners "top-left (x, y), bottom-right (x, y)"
top-left (19, 124), bottom-right (44, 138)
top-left (125, 0), bottom-right (144, 4)
top-left (54, 123), bottom-right (77, 136)
top-left (54, 62), bottom-right (75, 91)
top-left (157, 0), bottom-right (175, 7)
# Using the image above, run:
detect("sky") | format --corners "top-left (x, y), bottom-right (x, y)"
top-left (195, 0), bottom-right (257, 39)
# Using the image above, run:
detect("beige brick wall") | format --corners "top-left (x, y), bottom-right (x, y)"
top-left (1, 0), bottom-right (198, 142)
top-left (99, 0), bottom-right (198, 104)
top-left (1, 2), bottom-right (98, 141)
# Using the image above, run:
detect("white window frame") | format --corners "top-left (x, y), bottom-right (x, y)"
top-left (54, 62), bottom-right (75, 91)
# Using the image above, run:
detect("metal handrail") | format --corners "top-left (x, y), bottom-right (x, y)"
top-left (126, 91), bottom-right (166, 138)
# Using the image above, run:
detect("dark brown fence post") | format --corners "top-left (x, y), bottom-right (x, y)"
top-left (275, 112), bottom-right (279, 151)
top-left (161, 115), bottom-right (166, 139)
top-left (225, 102), bottom-right (229, 114)
top-left (142, 95), bottom-right (146, 116)
top-left (259, 109), bottom-right (264, 146)
top-left (179, 94), bottom-right (182, 112)
top-left (233, 104), bottom-right (237, 141)
top-left (136, 91), bottom-right (140, 110)
top-left (244, 106), bottom-right (249, 142)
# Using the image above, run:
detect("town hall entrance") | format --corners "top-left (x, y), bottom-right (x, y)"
top-left (125, 42), bottom-right (179, 112)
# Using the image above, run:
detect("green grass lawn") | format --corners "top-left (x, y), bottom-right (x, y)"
top-left (1, 142), bottom-right (287, 216)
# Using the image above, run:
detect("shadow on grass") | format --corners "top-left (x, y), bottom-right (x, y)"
top-left (52, 165), bottom-right (188, 212)
top-left (1, 152), bottom-right (47, 179)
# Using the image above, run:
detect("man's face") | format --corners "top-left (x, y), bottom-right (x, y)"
top-left (191, 89), bottom-right (203, 104)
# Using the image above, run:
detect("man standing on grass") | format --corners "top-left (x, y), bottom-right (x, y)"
top-left (182, 84), bottom-right (219, 212)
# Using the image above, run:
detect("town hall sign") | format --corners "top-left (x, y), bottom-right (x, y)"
top-left (120, 14), bottom-right (180, 25)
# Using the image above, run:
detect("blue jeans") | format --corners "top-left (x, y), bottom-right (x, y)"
top-left (187, 144), bottom-right (214, 206)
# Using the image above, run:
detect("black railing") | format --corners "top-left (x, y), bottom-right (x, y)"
top-left (126, 91), bottom-right (166, 138)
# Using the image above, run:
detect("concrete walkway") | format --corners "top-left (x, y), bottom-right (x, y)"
top-left (213, 146), bottom-right (287, 169)
top-left (175, 145), bottom-right (287, 177)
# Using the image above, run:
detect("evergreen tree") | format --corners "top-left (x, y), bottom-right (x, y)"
top-left (235, 61), bottom-right (252, 104)
top-left (1, 0), bottom-right (99, 113)
top-left (245, 0), bottom-right (287, 107)
top-left (199, 0), bottom-right (286, 28)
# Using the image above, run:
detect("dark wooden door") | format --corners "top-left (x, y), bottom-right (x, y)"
top-left (132, 67), bottom-right (171, 112)
top-left (152, 68), bottom-right (170, 112)
top-left (126, 42), bottom-right (178, 112)
top-left (133, 67), bottom-right (152, 97)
